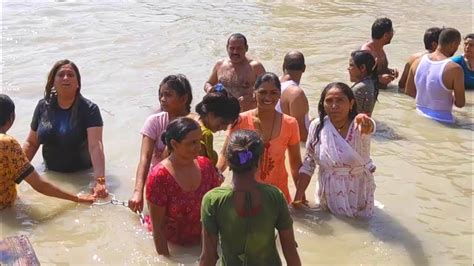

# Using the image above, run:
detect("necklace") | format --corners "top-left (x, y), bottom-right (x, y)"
top-left (255, 111), bottom-right (277, 181)
top-left (335, 121), bottom-right (348, 133)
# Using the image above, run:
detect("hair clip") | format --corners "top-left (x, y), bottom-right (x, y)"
top-left (214, 83), bottom-right (224, 92)
top-left (238, 150), bottom-right (253, 165)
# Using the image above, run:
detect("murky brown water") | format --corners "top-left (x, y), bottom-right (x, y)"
top-left (1, 1), bottom-right (473, 265)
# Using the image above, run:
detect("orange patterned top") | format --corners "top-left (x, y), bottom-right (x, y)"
top-left (0, 134), bottom-right (34, 209)
top-left (229, 111), bottom-right (300, 202)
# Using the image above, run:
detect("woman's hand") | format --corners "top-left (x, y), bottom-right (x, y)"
top-left (77, 194), bottom-right (96, 204)
top-left (128, 190), bottom-right (144, 213)
top-left (354, 113), bottom-right (374, 134)
top-left (92, 181), bottom-right (108, 198)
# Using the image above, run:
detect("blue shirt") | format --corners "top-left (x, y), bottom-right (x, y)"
top-left (452, 55), bottom-right (474, 90)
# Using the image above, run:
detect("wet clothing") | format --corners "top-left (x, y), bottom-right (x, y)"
top-left (30, 96), bottom-right (103, 172)
top-left (414, 54), bottom-right (454, 123)
top-left (0, 134), bottom-right (34, 208)
top-left (229, 111), bottom-right (300, 202)
top-left (140, 112), bottom-right (170, 168)
top-left (201, 183), bottom-right (293, 265)
top-left (146, 156), bottom-right (221, 245)
top-left (301, 117), bottom-right (376, 217)
top-left (199, 123), bottom-right (218, 166)
top-left (351, 78), bottom-right (377, 115)
top-left (452, 55), bottom-right (474, 90)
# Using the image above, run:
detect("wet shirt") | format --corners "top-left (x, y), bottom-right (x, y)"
top-left (452, 55), bottom-right (474, 90)
top-left (30, 96), bottom-right (103, 172)
top-left (199, 123), bottom-right (218, 166)
top-left (146, 156), bottom-right (222, 245)
top-left (201, 184), bottom-right (293, 266)
top-left (0, 134), bottom-right (34, 208)
top-left (351, 78), bottom-right (376, 115)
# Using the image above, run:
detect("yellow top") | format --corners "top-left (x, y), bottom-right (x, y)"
top-left (199, 124), bottom-right (218, 166)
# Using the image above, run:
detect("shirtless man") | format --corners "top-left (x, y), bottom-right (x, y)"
top-left (204, 33), bottom-right (266, 111)
top-left (398, 27), bottom-right (442, 90)
top-left (277, 51), bottom-right (310, 141)
top-left (405, 28), bottom-right (465, 123)
top-left (361, 17), bottom-right (398, 89)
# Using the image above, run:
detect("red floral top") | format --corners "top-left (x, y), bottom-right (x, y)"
top-left (145, 156), bottom-right (222, 245)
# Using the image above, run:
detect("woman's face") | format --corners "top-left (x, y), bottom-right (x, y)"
top-left (254, 81), bottom-right (280, 110)
top-left (348, 58), bottom-right (363, 82)
top-left (159, 83), bottom-right (187, 114)
top-left (464, 37), bottom-right (474, 59)
top-left (203, 113), bottom-right (230, 133)
top-left (323, 87), bottom-right (354, 123)
top-left (54, 64), bottom-right (79, 98)
top-left (171, 128), bottom-right (202, 160)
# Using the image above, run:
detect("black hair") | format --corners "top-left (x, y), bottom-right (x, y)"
top-left (226, 130), bottom-right (264, 174)
top-left (464, 33), bottom-right (474, 40)
top-left (283, 51), bottom-right (305, 71)
top-left (0, 94), bottom-right (15, 127)
top-left (438, 28), bottom-right (461, 47)
top-left (371, 17), bottom-right (393, 39)
top-left (195, 86), bottom-right (240, 124)
top-left (254, 72), bottom-right (281, 91)
top-left (312, 82), bottom-right (358, 148)
top-left (424, 27), bottom-right (442, 50)
top-left (160, 117), bottom-right (199, 151)
top-left (159, 74), bottom-right (193, 113)
top-left (350, 50), bottom-right (379, 101)
top-left (227, 33), bottom-right (248, 50)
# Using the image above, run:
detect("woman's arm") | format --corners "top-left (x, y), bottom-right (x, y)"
top-left (128, 135), bottom-right (155, 213)
top-left (216, 133), bottom-right (230, 173)
top-left (23, 129), bottom-right (40, 161)
top-left (148, 201), bottom-right (170, 256)
top-left (287, 143), bottom-right (302, 187)
top-left (25, 170), bottom-right (95, 203)
top-left (87, 126), bottom-right (107, 198)
top-left (199, 228), bottom-right (219, 266)
top-left (278, 228), bottom-right (301, 266)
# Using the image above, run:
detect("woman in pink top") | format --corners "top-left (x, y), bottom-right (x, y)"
top-left (128, 74), bottom-right (193, 213)
top-left (217, 72), bottom-right (303, 202)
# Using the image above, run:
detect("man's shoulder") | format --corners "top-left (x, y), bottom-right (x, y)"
top-left (445, 61), bottom-right (463, 73)
top-left (408, 51), bottom-right (426, 64)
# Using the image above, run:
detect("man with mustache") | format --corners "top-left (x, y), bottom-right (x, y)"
top-left (361, 17), bottom-right (398, 89)
top-left (204, 33), bottom-right (266, 112)
top-left (405, 27), bottom-right (465, 123)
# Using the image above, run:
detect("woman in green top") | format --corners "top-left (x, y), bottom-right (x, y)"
top-left (195, 84), bottom-right (240, 166)
top-left (200, 130), bottom-right (301, 266)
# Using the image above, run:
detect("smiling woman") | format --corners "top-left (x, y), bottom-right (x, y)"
top-left (22, 59), bottom-right (108, 198)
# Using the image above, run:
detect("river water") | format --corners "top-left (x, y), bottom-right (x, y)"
top-left (1, 1), bottom-right (472, 265)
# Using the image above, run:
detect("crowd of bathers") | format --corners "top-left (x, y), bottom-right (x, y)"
top-left (1, 16), bottom-right (471, 265)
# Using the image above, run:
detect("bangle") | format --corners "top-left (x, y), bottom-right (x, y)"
top-left (96, 176), bottom-right (106, 185)
top-left (292, 200), bottom-right (304, 205)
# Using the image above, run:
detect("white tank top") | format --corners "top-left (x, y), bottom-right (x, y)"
top-left (275, 80), bottom-right (310, 129)
top-left (414, 54), bottom-right (454, 123)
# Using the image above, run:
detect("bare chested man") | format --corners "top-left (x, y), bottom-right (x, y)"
top-left (204, 33), bottom-right (266, 111)
top-left (277, 51), bottom-right (310, 141)
top-left (361, 17), bottom-right (398, 89)
top-left (398, 27), bottom-right (442, 90)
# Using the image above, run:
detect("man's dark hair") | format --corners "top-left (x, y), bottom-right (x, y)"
top-left (464, 33), bottom-right (474, 40)
top-left (438, 28), bottom-right (461, 47)
top-left (371, 17), bottom-right (393, 39)
top-left (423, 27), bottom-right (442, 50)
top-left (226, 33), bottom-right (248, 49)
top-left (283, 51), bottom-right (305, 71)
top-left (0, 94), bottom-right (15, 127)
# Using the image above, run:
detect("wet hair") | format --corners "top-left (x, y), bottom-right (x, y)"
top-left (254, 72), bottom-right (281, 91)
top-left (226, 130), bottom-right (264, 174)
top-left (464, 33), bottom-right (474, 40)
top-left (312, 82), bottom-right (358, 147)
top-left (423, 27), bottom-right (442, 50)
top-left (44, 59), bottom-right (82, 128)
top-left (159, 74), bottom-right (193, 113)
top-left (350, 50), bottom-right (379, 100)
top-left (195, 86), bottom-right (240, 124)
top-left (226, 33), bottom-right (248, 50)
top-left (0, 94), bottom-right (15, 127)
top-left (160, 117), bottom-right (199, 151)
top-left (438, 28), bottom-right (461, 47)
top-left (371, 17), bottom-right (393, 39)
top-left (283, 51), bottom-right (305, 72)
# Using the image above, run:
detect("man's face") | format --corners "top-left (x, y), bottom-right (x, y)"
top-left (385, 28), bottom-right (394, 44)
top-left (226, 37), bottom-right (247, 63)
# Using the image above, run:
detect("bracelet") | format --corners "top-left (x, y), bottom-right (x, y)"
top-left (96, 176), bottom-right (106, 185)
top-left (292, 200), bottom-right (304, 205)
